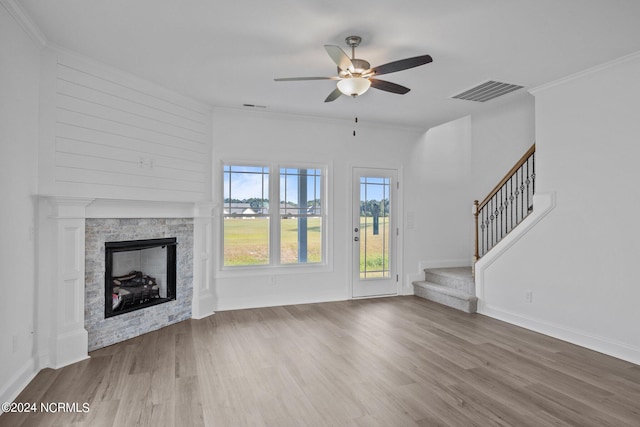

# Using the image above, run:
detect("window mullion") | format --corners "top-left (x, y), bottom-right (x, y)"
top-left (271, 164), bottom-right (280, 266)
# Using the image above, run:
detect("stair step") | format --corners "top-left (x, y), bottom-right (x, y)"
top-left (423, 267), bottom-right (474, 293)
top-left (413, 281), bottom-right (478, 314)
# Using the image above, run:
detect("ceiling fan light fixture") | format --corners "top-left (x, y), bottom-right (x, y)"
top-left (274, 36), bottom-right (433, 102)
top-left (337, 77), bottom-right (371, 97)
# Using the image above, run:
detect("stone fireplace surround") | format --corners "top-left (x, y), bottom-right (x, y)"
top-left (37, 197), bottom-right (215, 369)
top-left (86, 218), bottom-right (191, 351)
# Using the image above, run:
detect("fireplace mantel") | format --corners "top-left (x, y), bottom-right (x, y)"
top-left (84, 198), bottom-right (200, 219)
top-left (37, 196), bottom-right (215, 369)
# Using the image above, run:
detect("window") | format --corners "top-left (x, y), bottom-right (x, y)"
top-left (280, 168), bottom-right (322, 264)
top-left (223, 165), bottom-right (270, 266)
top-left (223, 164), bottom-right (325, 268)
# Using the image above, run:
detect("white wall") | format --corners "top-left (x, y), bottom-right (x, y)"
top-left (402, 96), bottom-right (534, 285)
top-left (38, 47), bottom-right (212, 202)
top-left (404, 116), bottom-right (474, 281)
top-left (471, 94), bottom-right (535, 200)
top-left (477, 53), bottom-right (640, 364)
top-left (211, 104), bottom-right (534, 305)
top-left (211, 108), bottom-right (425, 309)
top-left (0, 2), bottom-right (41, 403)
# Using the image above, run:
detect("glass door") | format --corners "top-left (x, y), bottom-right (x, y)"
top-left (352, 168), bottom-right (398, 298)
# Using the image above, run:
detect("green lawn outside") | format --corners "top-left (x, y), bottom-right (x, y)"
top-left (223, 216), bottom-right (389, 271)
top-left (223, 217), bottom-right (322, 266)
top-left (359, 217), bottom-right (390, 278)
top-left (223, 217), bottom-right (270, 266)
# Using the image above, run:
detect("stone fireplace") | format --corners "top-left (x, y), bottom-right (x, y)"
top-left (37, 197), bottom-right (215, 368)
top-left (85, 218), bottom-right (193, 351)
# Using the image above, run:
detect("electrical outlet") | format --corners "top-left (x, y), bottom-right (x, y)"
top-left (525, 290), bottom-right (533, 303)
top-left (138, 157), bottom-right (153, 169)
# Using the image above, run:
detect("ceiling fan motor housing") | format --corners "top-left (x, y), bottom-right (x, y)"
top-left (338, 59), bottom-right (371, 77)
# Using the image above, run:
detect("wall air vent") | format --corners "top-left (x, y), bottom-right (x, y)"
top-left (452, 80), bottom-right (523, 102)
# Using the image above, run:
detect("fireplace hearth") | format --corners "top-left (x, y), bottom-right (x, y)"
top-left (105, 237), bottom-right (177, 318)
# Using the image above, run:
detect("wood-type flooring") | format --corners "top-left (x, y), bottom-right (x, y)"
top-left (2, 296), bottom-right (639, 426)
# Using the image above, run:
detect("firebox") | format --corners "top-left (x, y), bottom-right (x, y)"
top-left (105, 237), bottom-right (177, 318)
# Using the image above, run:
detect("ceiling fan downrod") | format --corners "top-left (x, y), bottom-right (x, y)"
top-left (345, 35), bottom-right (362, 59)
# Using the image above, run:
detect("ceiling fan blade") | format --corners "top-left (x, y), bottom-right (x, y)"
top-left (367, 54), bottom-right (433, 76)
top-left (324, 87), bottom-right (343, 103)
top-left (370, 78), bottom-right (411, 94)
top-left (324, 45), bottom-right (354, 72)
top-left (274, 76), bottom-right (338, 81)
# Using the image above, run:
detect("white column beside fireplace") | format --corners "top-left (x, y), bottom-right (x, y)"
top-left (37, 197), bottom-right (93, 368)
top-left (192, 202), bottom-right (215, 319)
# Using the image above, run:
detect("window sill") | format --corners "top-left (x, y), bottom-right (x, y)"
top-left (216, 262), bottom-right (332, 279)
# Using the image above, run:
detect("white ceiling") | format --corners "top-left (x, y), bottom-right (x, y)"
top-left (17, 0), bottom-right (640, 130)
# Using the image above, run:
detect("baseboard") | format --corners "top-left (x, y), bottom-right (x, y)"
top-left (478, 303), bottom-right (640, 365)
top-left (192, 292), bottom-right (216, 319)
top-left (214, 294), bottom-right (346, 312)
top-left (404, 273), bottom-right (423, 295)
top-left (51, 329), bottom-right (89, 369)
top-left (0, 358), bottom-right (38, 412)
top-left (51, 355), bottom-right (90, 370)
top-left (192, 309), bottom-right (216, 320)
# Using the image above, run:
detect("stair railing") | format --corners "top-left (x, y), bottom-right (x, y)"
top-left (474, 144), bottom-right (535, 260)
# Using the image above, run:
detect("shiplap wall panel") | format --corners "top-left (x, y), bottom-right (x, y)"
top-left (54, 123), bottom-right (208, 167)
top-left (55, 137), bottom-right (207, 174)
top-left (55, 151), bottom-right (206, 184)
top-left (56, 60), bottom-right (208, 128)
top-left (55, 71), bottom-right (209, 134)
top-left (44, 49), bottom-right (212, 202)
top-left (56, 167), bottom-right (207, 194)
top-left (56, 92), bottom-right (208, 145)
top-left (56, 109), bottom-right (206, 155)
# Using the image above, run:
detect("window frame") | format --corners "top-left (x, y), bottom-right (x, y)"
top-left (219, 160), bottom-right (330, 274)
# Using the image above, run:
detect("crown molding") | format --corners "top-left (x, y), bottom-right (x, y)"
top-left (530, 50), bottom-right (640, 95)
top-left (1, 0), bottom-right (47, 47)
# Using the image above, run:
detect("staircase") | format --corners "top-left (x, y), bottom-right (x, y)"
top-left (412, 267), bottom-right (477, 313)
top-left (412, 145), bottom-right (535, 314)
top-left (474, 144), bottom-right (536, 260)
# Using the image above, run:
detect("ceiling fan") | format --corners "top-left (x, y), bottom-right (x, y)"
top-left (274, 36), bottom-right (433, 102)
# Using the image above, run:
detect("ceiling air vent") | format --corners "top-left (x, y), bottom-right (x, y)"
top-left (452, 80), bottom-right (523, 102)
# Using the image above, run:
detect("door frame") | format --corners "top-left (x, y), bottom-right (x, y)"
top-left (349, 165), bottom-right (403, 299)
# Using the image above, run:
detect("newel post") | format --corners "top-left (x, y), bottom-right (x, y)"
top-left (473, 200), bottom-right (480, 262)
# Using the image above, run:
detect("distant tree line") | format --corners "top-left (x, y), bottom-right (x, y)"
top-left (360, 199), bottom-right (389, 217)
top-left (224, 198), bottom-right (321, 209)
